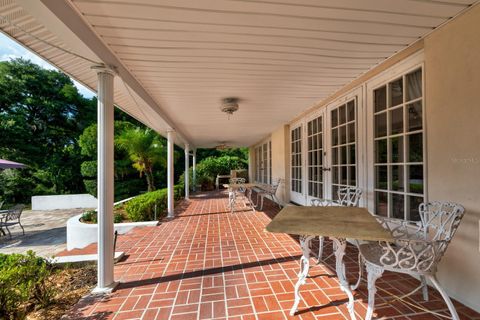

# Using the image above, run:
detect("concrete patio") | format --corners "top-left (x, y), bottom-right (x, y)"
top-left (59, 192), bottom-right (479, 320)
top-left (0, 208), bottom-right (82, 257)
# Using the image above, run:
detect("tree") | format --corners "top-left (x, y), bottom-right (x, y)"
top-left (0, 58), bottom-right (96, 203)
top-left (116, 128), bottom-right (167, 192)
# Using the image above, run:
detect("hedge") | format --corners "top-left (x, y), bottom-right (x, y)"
top-left (125, 184), bottom-right (184, 222)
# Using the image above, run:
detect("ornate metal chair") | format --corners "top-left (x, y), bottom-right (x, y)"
top-left (255, 179), bottom-right (282, 210)
top-left (2, 204), bottom-right (25, 238)
top-left (227, 178), bottom-right (252, 213)
top-left (359, 201), bottom-right (465, 320)
top-left (310, 186), bottom-right (362, 261)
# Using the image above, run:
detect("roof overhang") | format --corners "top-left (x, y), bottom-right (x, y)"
top-left (1, 0), bottom-right (478, 148)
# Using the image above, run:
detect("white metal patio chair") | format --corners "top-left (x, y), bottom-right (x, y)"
top-left (310, 186), bottom-right (362, 262)
top-left (255, 179), bottom-right (282, 210)
top-left (227, 178), bottom-right (254, 213)
top-left (359, 201), bottom-right (465, 320)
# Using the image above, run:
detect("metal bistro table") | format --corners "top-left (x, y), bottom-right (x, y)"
top-left (223, 183), bottom-right (258, 213)
top-left (266, 206), bottom-right (392, 319)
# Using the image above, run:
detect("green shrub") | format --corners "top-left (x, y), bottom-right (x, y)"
top-left (0, 251), bottom-right (55, 319)
top-left (114, 213), bottom-right (124, 223)
top-left (125, 185), bottom-right (184, 222)
top-left (81, 210), bottom-right (97, 223)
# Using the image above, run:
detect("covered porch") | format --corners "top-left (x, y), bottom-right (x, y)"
top-left (59, 192), bottom-right (479, 319)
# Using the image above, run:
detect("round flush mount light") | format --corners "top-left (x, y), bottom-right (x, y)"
top-left (220, 97), bottom-right (239, 118)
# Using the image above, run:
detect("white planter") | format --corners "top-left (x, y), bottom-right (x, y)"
top-left (66, 214), bottom-right (159, 251)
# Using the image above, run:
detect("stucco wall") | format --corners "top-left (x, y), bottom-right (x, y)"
top-left (424, 4), bottom-right (480, 311)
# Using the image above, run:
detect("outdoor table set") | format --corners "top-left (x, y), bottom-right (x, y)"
top-left (223, 182), bottom-right (268, 213)
top-left (266, 201), bottom-right (465, 320)
top-left (266, 206), bottom-right (392, 319)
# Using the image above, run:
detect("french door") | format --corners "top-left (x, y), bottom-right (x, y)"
top-left (290, 94), bottom-right (361, 205)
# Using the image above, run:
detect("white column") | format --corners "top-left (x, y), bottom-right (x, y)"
top-left (184, 144), bottom-right (190, 200)
top-left (167, 129), bottom-right (175, 218)
top-left (92, 65), bottom-right (116, 293)
top-left (192, 149), bottom-right (197, 192)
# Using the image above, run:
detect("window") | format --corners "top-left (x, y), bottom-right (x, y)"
top-left (373, 68), bottom-right (424, 221)
top-left (291, 126), bottom-right (302, 193)
top-left (307, 115), bottom-right (323, 198)
top-left (254, 140), bottom-right (272, 184)
top-left (331, 99), bottom-right (357, 198)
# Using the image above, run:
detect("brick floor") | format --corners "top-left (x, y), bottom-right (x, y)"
top-left (62, 191), bottom-right (480, 320)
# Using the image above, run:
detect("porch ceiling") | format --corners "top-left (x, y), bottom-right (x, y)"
top-left (1, 0), bottom-right (477, 148)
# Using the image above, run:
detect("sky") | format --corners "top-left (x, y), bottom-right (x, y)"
top-left (0, 32), bottom-right (96, 99)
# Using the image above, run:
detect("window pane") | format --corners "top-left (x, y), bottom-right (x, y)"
top-left (375, 166), bottom-right (388, 190)
top-left (332, 128), bottom-right (338, 146)
top-left (308, 121), bottom-right (312, 135)
top-left (347, 101), bottom-right (355, 121)
top-left (391, 165), bottom-right (404, 191)
top-left (406, 69), bottom-right (422, 101)
top-left (390, 136), bottom-right (404, 163)
top-left (340, 146), bottom-right (347, 165)
top-left (408, 196), bottom-right (423, 221)
top-left (408, 165), bottom-right (423, 194)
top-left (390, 107), bottom-right (404, 135)
top-left (349, 166), bottom-right (356, 186)
top-left (375, 192), bottom-right (388, 216)
top-left (408, 133), bottom-right (423, 162)
top-left (339, 104), bottom-right (346, 124)
top-left (407, 101), bottom-right (422, 132)
top-left (391, 194), bottom-right (405, 219)
top-left (341, 166), bottom-right (348, 185)
top-left (347, 122), bottom-right (355, 143)
top-left (333, 167), bottom-right (339, 184)
top-left (375, 113), bottom-right (387, 137)
top-left (332, 147), bottom-right (338, 165)
top-left (340, 125), bottom-right (347, 144)
top-left (375, 139), bottom-right (388, 163)
top-left (374, 86), bottom-right (387, 112)
top-left (331, 109), bottom-right (338, 127)
top-left (348, 145), bottom-right (356, 165)
top-left (390, 78), bottom-right (403, 107)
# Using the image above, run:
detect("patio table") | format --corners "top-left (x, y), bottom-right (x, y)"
top-left (266, 206), bottom-right (392, 319)
top-left (223, 183), bottom-right (260, 213)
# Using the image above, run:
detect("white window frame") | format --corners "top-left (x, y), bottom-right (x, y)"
top-left (365, 50), bottom-right (427, 219)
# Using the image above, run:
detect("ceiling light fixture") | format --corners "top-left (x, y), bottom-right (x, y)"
top-left (220, 97), bottom-right (239, 119)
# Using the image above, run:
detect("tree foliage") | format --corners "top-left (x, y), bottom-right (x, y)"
top-left (0, 59), bottom-right (96, 203)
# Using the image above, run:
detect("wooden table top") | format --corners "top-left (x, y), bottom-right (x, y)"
top-left (223, 183), bottom-right (260, 189)
top-left (266, 206), bottom-right (393, 242)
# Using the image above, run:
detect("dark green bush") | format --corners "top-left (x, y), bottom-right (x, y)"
top-left (179, 155), bottom-right (247, 191)
top-left (0, 251), bottom-right (55, 319)
top-left (114, 213), bottom-right (124, 223)
top-left (80, 210), bottom-right (97, 223)
top-left (125, 185), bottom-right (184, 222)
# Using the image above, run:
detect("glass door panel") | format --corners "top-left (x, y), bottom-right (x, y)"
top-left (306, 114), bottom-right (325, 204)
top-left (290, 125), bottom-right (304, 204)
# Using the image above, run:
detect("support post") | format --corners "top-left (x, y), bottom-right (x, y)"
top-left (184, 144), bottom-right (190, 200)
top-left (192, 149), bottom-right (197, 192)
top-left (167, 130), bottom-right (175, 218)
top-left (92, 65), bottom-right (116, 293)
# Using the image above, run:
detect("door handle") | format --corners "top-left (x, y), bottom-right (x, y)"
top-left (322, 167), bottom-right (331, 171)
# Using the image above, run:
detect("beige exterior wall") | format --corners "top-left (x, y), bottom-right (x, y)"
top-left (270, 125), bottom-right (289, 204)
top-left (249, 3), bottom-right (480, 311)
top-left (424, 4), bottom-right (480, 311)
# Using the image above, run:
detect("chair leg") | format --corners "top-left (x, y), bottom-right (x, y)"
top-left (365, 262), bottom-right (384, 320)
top-left (259, 195), bottom-right (264, 210)
top-left (5, 225), bottom-right (12, 239)
top-left (427, 275), bottom-right (460, 320)
top-left (420, 275), bottom-right (429, 301)
top-left (316, 236), bottom-right (324, 264)
top-left (351, 252), bottom-right (363, 291)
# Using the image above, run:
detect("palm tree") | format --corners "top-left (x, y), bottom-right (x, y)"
top-left (116, 128), bottom-right (165, 192)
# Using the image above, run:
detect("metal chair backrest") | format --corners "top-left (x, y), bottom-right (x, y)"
top-left (229, 177), bottom-right (246, 184)
top-left (419, 201), bottom-right (465, 243)
top-left (337, 187), bottom-right (362, 207)
top-left (6, 204), bottom-right (24, 221)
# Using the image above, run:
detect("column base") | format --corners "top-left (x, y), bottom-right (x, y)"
top-left (92, 281), bottom-right (119, 295)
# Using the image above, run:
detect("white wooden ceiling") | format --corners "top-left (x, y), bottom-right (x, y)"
top-left (2, 0), bottom-right (478, 147)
